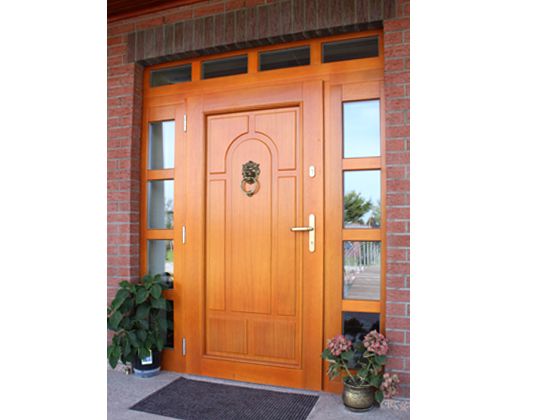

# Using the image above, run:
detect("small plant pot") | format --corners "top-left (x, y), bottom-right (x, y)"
top-left (132, 350), bottom-right (162, 378)
top-left (342, 379), bottom-right (378, 412)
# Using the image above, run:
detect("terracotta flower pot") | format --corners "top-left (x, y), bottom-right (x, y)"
top-left (342, 379), bottom-right (378, 412)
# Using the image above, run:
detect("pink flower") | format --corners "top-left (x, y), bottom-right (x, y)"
top-left (381, 373), bottom-right (400, 399)
top-left (363, 330), bottom-right (389, 356)
top-left (327, 335), bottom-right (352, 356)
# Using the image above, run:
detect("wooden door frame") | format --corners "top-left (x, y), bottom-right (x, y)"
top-left (139, 29), bottom-right (385, 392)
top-left (180, 81), bottom-right (324, 390)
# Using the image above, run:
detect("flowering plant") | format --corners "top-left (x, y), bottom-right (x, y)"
top-left (321, 330), bottom-right (399, 403)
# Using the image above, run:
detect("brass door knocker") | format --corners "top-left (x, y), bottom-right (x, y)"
top-left (241, 160), bottom-right (260, 197)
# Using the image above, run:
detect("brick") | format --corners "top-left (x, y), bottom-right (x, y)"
top-left (385, 44), bottom-right (409, 58)
top-left (386, 302), bottom-right (407, 316)
top-left (204, 16), bottom-right (215, 47)
top-left (384, 17), bottom-right (409, 31)
top-left (386, 151), bottom-right (409, 164)
top-left (193, 18), bottom-right (205, 50)
top-left (293, 0), bottom-right (304, 32)
top-left (386, 262), bottom-right (409, 275)
top-left (387, 234), bottom-right (409, 247)
top-left (267, 3), bottom-right (281, 37)
top-left (164, 9), bottom-right (194, 24)
top-left (108, 22), bottom-right (134, 36)
top-left (279, 0), bottom-right (292, 36)
top-left (386, 192), bottom-right (409, 206)
top-left (226, 0), bottom-right (246, 11)
top-left (386, 274), bottom-right (406, 288)
top-left (173, 22), bottom-right (184, 52)
top-left (194, 1), bottom-right (224, 18)
top-left (225, 11), bottom-right (235, 44)
top-left (246, 7), bottom-right (257, 42)
top-left (214, 13), bottom-right (226, 47)
top-left (386, 220), bottom-right (408, 234)
top-left (368, 0), bottom-right (383, 20)
top-left (385, 57), bottom-right (405, 72)
top-left (386, 356), bottom-right (405, 370)
top-left (386, 289), bottom-right (410, 305)
top-left (385, 330), bottom-right (405, 344)
top-left (386, 97), bottom-right (409, 111)
top-left (183, 20), bottom-right (194, 52)
top-left (256, 5), bottom-right (268, 39)
top-left (164, 24), bottom-right (174, 55)
top-left (384, 31), bottom-right (403, 46)
top-left (135, 16), bottom-right (164, 31)
top-left (235, 9), bottom-right (248, 44)
top-left (305, 0), bottom-right (318, 31)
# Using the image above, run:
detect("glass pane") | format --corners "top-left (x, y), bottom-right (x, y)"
top-left (343, 312), bottom-right (380, 343)
top-left (343, 241), bottom-right (381, 300)
top-left (148, 121), bottom-right (175, 169)
top-left (148, 240), bottom-right (174, 288)
top-left (202, 55), bottom-right (248, 79)
top-left (148, 180), bottom-right (174, 229)
top-left (259, 46), bottom-right (310, 71)
top-left (343, 100), bottom-right (381, 158)
top-left (150, 64), bottom-right (192, 87)
top-left (343, 170), bottom-right (381, 228)
top-left (165, 300), bottom-right (174, 348)
top-left (322, 36), bottom-right (379, 63)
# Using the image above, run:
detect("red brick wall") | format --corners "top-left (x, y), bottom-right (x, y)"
top-left (108, 0), bottom-right (409, 398)
top-left (383, 0), bottom-right (410, 398)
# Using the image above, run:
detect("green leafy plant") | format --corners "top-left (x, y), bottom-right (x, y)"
top-left (107, 274), bottom-right (171, 369)
top-left (321, 331), bottom-right (398, 403)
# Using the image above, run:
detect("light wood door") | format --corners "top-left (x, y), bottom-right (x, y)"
top-left (183, 81), bottom-right (324, 390)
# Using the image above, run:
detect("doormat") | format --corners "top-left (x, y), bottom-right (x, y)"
top-left (130, 377), bottom-right (319, 420)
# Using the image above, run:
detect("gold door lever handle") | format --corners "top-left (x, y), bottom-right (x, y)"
top-left (290, 214), bottom-right (315, 252)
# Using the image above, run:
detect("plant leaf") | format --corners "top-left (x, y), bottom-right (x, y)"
top-left (341, 351), bottom-right (354, 361)
top-left (150, 284), bottom-right (162, 299)
top-left (375, 390), bottom-right (384, 403)
top-left (152, 298), bottom-right (167, 310)
top-left (135, 303), bottom-right (150, 320)
top-left (135, 287), bottom-right (149, 304)
top-left (108, 311), bottom-right (123, 330)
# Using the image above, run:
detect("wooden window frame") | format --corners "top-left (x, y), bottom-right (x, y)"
top-left (138, 30), bottom-right (386, 388)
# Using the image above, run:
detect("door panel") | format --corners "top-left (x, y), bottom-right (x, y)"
top-left (206, 107), bottom-right (302, 366)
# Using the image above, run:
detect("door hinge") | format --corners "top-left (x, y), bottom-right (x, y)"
top-left (183, 114), bottom-right (187, 132)
top-left (182, 225), bottom-right (186, 244)
top-left (182, 337), bottom-right (186, 356)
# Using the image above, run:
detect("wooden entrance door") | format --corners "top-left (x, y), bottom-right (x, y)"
top-left (182, 82), bottom-right (324, 390)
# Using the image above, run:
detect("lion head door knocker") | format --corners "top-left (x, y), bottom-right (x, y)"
top-left (240, 160), bottom-right (260, 197)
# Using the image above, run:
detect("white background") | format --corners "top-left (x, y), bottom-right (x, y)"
top-left (1, 1), bottom-right (559, 419)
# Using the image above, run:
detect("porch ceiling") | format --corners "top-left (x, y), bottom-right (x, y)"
top-left (108, 0), bottom-right (207, 21)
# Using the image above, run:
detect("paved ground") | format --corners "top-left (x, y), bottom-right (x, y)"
top-left (108, 369), bottom-right (409, 420)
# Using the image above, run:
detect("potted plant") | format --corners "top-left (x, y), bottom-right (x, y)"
top-left (321, 330), bottom-right (400, 412)
top-left (107, 274), bottom-right (171, 377)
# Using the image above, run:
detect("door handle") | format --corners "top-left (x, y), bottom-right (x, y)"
top-left (290, 214), bottom-right (315, 252)
top-left (290, 226), bottom-right (313, 232)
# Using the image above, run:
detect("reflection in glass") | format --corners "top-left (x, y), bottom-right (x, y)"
top-left (148, 180), bottom-right (174, 229)
top-left (343, 170), bottom-right (381, 228)
top-left (343, 100), bottom-right (381, 158)
top-left (322, 36), bottom-right (379, 63)
top-left (149, 121), bottom-right (175, 169)
top-left (202, 55), bottom-right (248, 79)
top-left (259, 46), bottom-right (310, 71)
top-left (165, 300), bottom-right (174, 348)
top-left (344, 241), bottom-right (381, 300)
top-left (343, 312), bottom-right (380, 343)
top-left (148, 240), bottom-right (174, 288)
top-left (150, 64), bottom-right (192, 87)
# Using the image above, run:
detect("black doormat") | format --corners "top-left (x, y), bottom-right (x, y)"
top-left (130, 377), bottom-right (319, 420)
